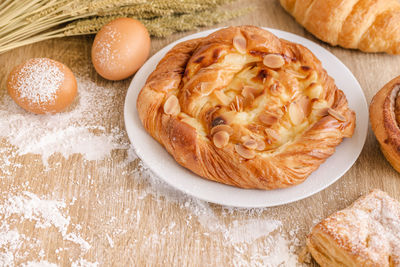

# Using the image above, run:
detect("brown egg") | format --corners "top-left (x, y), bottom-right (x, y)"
top-left (91, 18), bottom-right (151, 81)
top-left (7, 58), bottom-right (78, 114)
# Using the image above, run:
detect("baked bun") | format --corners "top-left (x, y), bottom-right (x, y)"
top-left (280, 0), bottom-right (400, 54)
top-left (370, 76), bottom-right (400, 173)
top-left (136, 26), bottom-right (355, 189)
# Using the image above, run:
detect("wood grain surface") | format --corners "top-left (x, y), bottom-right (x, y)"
top-left (1, 0), bottom-right (400, 266)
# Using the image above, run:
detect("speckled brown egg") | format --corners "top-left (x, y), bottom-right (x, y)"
top-left (91, 18), bottom-right (151, 81)
top-left (7, 58), bottom-right (78, 114)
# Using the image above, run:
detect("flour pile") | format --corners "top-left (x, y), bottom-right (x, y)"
top-left (0, 72), bottom-right (128, 164)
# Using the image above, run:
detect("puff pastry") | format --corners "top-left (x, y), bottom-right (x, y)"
top-left (306, 189), bottom-right (400, 266)
top-left (136, 26), bottom-right (355, 189)
top-left (280, 0), bottom-right (400, 54)
top-left (370, 76), bottom-right (400, 173)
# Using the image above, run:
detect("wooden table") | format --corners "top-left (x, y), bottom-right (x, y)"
top-left (1, 0), bottom-right (399, 266)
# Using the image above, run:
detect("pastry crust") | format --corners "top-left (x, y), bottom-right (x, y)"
top-left (370, 76), bottom-right (400, 173)
top-left (136, 26), bottom-right (355, 189)
top-left (306, 189), bottom-right (400, 266)
top-left (280, 0), bottom-right (400, 54)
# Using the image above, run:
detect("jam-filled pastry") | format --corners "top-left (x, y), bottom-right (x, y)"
top-left (136, 25), bottom-right (355, 189)
top-left (370, 75), bottom-right (400, 174)
top-left (306, 190), bottom-right (400, 266)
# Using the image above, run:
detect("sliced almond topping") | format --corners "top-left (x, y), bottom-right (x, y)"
top-left (298, 96), bottom-right (311, 117)
top-left (263, 54), bottom-right (285, 69)
top-left (264, 128), bottom-right (280, 141)
top-left (235, 144), bottom-right (255, 159)
top-left (312, 99), bottom-right (327, 110)
top-left (210, 124), bottom-right (234, 136)
top-left (305, 71), bottom-right (318, 85)
top-left (288, 101), bottom-right (305, 125)
top-left (307, 83), bottom-right (323, 99)
top-left (243, 94), bottom-right (254, 109)
top-left (269, 83), bottom-right (282, 96)
top-left (233, 35), bottom-right (247, 54)
top-left (243, 139), bottom-right (258, 150)
top-left (242, 134), bottom-right (265, 150)
top-left (241, 135), bottom-right (255, 143)
top-left (285, 69), bottom-right (307, 79)
top-left (230, 95), bottom-right (243, 112)
top-left (214, 90), bottom-right (231, 106)
top-left (258, 111), bottom-right (278, 126)
top-left (256, 139), bottom-right (266, 151)
top-left (163, 95), bottom-right (180, 115)
top-left (328, 108), bottom-right (346, 122)
top-left (213, 131), bottom-right (230, 148)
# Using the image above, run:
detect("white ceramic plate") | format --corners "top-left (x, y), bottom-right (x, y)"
top-left (124, 28), bottom-right (368, 208)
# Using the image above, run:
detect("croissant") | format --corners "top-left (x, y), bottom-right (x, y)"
top-left (306, 189), bottom-right (400, 266)
top-left (370, 75), bottom-right (400, 173)
top-left (137, 26), bottom-right (355, 190)
top-left (279, 0), bottom-right (400, 54)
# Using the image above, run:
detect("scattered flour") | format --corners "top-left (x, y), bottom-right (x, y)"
top-left (71, 259), bottom-right (99, 267)
top-left (0, 73), bottom-right (128, 164)
top-left (1, 191), bottom-right (70, 235)
top-left (0, 191), bottom-right (97, 267)
top-left (0, 62), bottom-right (303, 266)
top-left (22, 261), bottom-right (58, 267)
top-left (129, 151), bottom-right (303, 266)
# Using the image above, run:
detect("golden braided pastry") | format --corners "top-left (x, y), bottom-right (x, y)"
top-left (306, 189), bottom-right (400, 266)
top-left (136, 26), bottom-right (355, 189)
top-left (280, 0), bottom-right (400, 54)
top-left (370, 76), bottom-right (400, 173)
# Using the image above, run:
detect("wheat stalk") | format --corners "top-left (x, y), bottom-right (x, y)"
top-left (0, 0), bottom-right (248, 54)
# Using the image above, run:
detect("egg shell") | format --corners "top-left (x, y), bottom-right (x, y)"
top-left (7, 58), bottom-right (77, 114)
top-left (91, 18), bottom-right (151, 81)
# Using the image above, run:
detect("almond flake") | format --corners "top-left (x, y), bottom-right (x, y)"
top-left (307, 83), bottom-right (323, 99)
top-left (327, 108), bottom-right (346, 121)
top-left (213, 131), bottom-right (230, 148)
top-left (258, 111), bottom-right (278, 126)
top-left (288, 101), bottom-right (304, 125)
top-left (285, 69), bottom-right (307, 79)
top-left (210, 124), bottom-right (234, 136)
top-left (230, 95), bottom-right (243, 112)
top-left (263, 54), bottom-right (285, 69)
top-left (243, 93), bottom-right (254, 108)
top-left (235, 144), bottom-right (255, 159)
top-left (298, 96), bottom-right (311, 117)
top-left (269, 83), bottom-right (282, 96)
top-left (233, 35), bottom-right (247, 54)
top-left (243, 139), bottom-right (258, 150)
top-left (264, 128), bottom-right (280, 141)
top-left (240, 135), bottom-right (252, 142)
top-left (256, 139), bottom-right (266, 151)
top-left (163, 95), bottom-right (180, 115)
